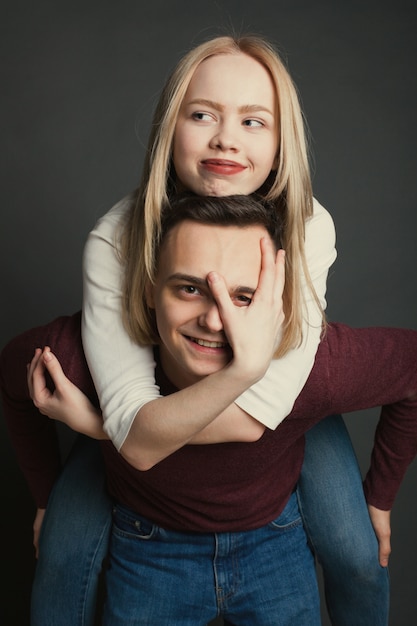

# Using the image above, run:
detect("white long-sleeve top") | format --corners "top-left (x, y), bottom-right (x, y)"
top-left (82, 193), bottom-right (337, 450)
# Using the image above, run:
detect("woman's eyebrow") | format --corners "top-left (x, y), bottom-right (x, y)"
top-left (186, 98), bottom-right (223, 111)
top-left (238, 103), bottom-right (274, 116)
top-left (186, 98), bottom-right (274, 116)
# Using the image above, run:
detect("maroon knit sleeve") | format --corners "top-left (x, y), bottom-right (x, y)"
top-left (0, 312), bottom-right (97, 508)
top-left (293, 323), bottom-right (417, 511)
top-left (363, 396), bottom-right (417, 510)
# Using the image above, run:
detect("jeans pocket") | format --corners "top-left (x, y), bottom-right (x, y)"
top-left (268, 492), bottom-right (303, 532)
top-left (111, 504), bottom-right (158, 541)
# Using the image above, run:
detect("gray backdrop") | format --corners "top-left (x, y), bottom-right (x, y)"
top-left (1, 1), bottom-right (416, 624)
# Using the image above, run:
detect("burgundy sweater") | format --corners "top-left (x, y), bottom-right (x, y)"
top-left (2, 313), bottom-right (417, 531)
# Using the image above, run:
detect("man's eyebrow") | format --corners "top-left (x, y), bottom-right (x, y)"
top-left (167, 272), bottom-right (256, 295)
top-left (167, 273), bottom-right (207, 286)
top-left (186, 98), bottom-right (274, 117)
top-left (234, 286), bottom-right (256, 296)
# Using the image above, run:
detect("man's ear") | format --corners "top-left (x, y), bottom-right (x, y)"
top-left (145, 280), bottom-right (155, 309)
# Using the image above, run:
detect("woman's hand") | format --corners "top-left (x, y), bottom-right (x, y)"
top-left (368, 504), bottom-right (391, 567)
top-left (207, 241), bottom-right (285, 383)
top-left (28, 348), bottom-right (108, 440)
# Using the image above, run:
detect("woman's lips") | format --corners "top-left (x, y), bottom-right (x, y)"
top-left (200, 159), bottom-right (246, 175)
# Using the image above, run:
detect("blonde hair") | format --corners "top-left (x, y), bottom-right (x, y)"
top-left (120, 34), bottom-right (325, 356)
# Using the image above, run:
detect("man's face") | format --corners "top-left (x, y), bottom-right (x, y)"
top-left (146, 219), bottom-right (270, 389)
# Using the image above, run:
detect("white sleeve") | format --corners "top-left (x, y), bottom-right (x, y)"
top-left (81, 193), bottom-right (161, 451)
top-left (234, 197), bottom-right (337, 429)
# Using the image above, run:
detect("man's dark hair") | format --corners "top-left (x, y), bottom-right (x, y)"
top-left (145, 193), bottom-right (284, 344)
top-left (159, 194), bottom-right (283, 253)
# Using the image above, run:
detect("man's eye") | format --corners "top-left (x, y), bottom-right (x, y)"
top-left (180, 285), bottom-right (200, 295)
top-left (234, 295), bottom-right (252, 306)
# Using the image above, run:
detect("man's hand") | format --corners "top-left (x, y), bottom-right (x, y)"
top-left (28, 348), bottom-right (108, 440)
top-left (368, 504), bottom-right (391, 567)
top-left (33, 508), bottom-right (46, 558)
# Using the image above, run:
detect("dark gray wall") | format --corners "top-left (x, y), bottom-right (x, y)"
top-left (1, 1), bottom-right (416, 624)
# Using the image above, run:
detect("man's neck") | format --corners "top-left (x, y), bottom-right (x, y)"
top-left (157, 344), bottom-right (202, 391)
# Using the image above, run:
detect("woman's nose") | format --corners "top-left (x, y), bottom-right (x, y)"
top-left (209, 121), bottom-right (240, 152)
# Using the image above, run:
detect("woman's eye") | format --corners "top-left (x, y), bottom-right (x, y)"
top-left (192, 112), bottom-right (212, 122)
top-left (243, 119), bottom-right (264, 128)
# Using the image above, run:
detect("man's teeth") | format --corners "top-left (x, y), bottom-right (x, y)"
top-left (194, 338), bottom-right (226, 348)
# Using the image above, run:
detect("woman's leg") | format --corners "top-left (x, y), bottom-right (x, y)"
top-left (297, 414), bottom-right (390, 626)
top-left (31, 435), bottom-right (112, 626)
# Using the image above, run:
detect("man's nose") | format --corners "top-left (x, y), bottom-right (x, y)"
top-left (198, 302), bottom-right (224, 332)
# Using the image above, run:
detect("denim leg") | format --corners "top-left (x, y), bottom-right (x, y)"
top-left (222, 492), bottom-right (320, 626)
top-left (297, 415), bottom-right (390, 626)
top-left (104, 493), bottom-right (320, 625)
top-left (103, 505), bottom-right (218, 625)
top-left (31, 435), bottom-right (112, 626)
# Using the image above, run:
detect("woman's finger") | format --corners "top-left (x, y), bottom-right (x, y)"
top-left (253, 238), bottom-right (285, 303)
top-left (27, 348), bottom-right (43, 398)
top-left (30, 350), bottom-right (51, 407)
top-left (206, 271), bottom-right (233, 320)
top-left (40, 348), bottom-right (67, 387)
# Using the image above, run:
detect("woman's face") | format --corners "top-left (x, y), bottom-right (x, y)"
top-left (173, 52), bottom-right (279, 197)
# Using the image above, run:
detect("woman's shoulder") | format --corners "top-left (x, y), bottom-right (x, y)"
top-left (304, 197), bottom-right (337, 269)
top-left (311, 196), bottom-right (333, 221)
top-left (307, 197), bottom-right (336, 243)
top-left (91, 190), bottom-right (137, 236)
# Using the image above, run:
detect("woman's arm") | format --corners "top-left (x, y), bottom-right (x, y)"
top-left (83, 196), bottom-right (335, 449)
top-left (31, 244), bottom-right (285, 470)
top-left (234, 198), bottom-right (337, 429)
top-left (82, 194), bottom-right (268, 450)
top-left (82, 194), bottom-right (159, 449)
top-left (28, 347), bottom-right (107, 440)
top-left (85, 229), bottom-right (286, 470)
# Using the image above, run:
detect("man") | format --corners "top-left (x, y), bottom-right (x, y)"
top-left (3, 194), bottom-right (417, 625)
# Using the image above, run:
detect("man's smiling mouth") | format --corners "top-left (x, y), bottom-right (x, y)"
top-left (188, 336), bottom-right (228, 349)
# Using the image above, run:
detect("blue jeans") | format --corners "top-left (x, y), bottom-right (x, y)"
top-left (298, 415), bottom-right (390, 625)
top-left (31, 417), bottom-right (390, 625)
top-left (31, 435), bottom-right (112, 626)
top-left (103, 492), bottom-right (320, 625)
